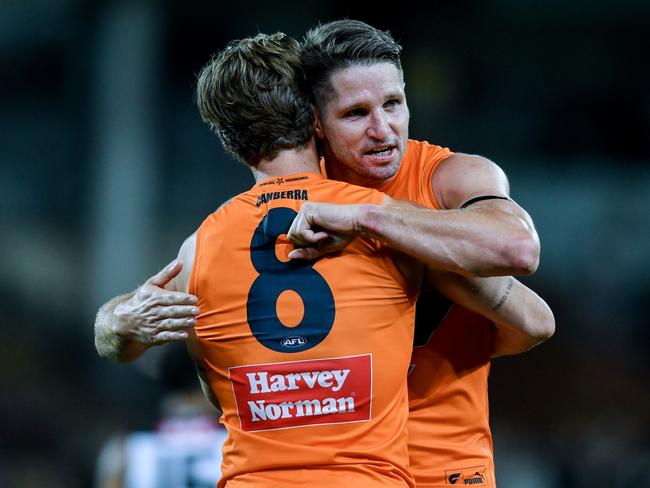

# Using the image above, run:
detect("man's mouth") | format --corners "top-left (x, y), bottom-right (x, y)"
top-left (367, 147), bottom-right (391, 155)
top-left (365, 145), bottom-right (396, 156)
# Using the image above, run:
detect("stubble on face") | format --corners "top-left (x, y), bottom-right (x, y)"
top-left (316, 62), bottom-right (410, 188)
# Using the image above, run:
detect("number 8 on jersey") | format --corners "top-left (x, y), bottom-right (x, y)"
top-left (246, 207), bottom-right (335, 353)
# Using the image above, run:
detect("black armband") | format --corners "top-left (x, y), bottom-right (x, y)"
top-left (460, 195), bottom-right (510, 209)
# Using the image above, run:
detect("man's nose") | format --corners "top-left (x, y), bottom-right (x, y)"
top-left (366, 110), bottom-right (390, 140)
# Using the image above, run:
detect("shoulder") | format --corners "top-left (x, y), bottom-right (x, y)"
top-left (380, 139), bottom-right (452, 207)
top-left (170, 233), bottom-right (197, 293)
top-left (316, 177), bottom-right (384, 205)
top-left (212, 193), bottom-right (250, 217)
top-left (404, 139), bottom-right (452, 164)
top-left (179, 233), bottom-right (197, 257)
top-left (197, 192), bottom-right (252, 234)
top-left (432, 152), bottom-right (510, 209)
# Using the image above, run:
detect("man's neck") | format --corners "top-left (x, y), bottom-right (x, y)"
top-left (252, 141), bottom-right (321, 183)
top-left (324, 161), bottom-right (378, 189)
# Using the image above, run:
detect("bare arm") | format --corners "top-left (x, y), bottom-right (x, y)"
top-left (288, 154), bottom-right (539, 277)
top-left (95, 291), bottom-right (145, 363)
top-left (425, 269), bottom-right (555, 357)
top-left (186, 327), bottom-right (222, 413)
top-left (94, 246), bottom-right (199, 363)
top-left (172, 235), bottom-right (222, 411)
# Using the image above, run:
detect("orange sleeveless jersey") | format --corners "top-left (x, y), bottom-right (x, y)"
top-left (189, 173), bottom-right (418, 488)
top-left (379, 140), bottom-right (496, 487)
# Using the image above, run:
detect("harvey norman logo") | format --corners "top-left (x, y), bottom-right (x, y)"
top-left (229, 354), bottom-right (372, 432)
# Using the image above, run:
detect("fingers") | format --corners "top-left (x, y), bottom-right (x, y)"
top-left (288, 230), bottom-right (330, 246)
top-left (114, 285), bottom-right (199, 346)
top-left (287, 228), bottom-right (330, 261)
top-left (146, 260), bottom-right (183, 287)
top-left (288, 233), bottom-right (354, 261)
top-left (155, 317), bottom-right (196, 331)
top-left (157, 292), bottom-right (198, 306)
top-left (288, 247), bottom-right (321, 261)
top-left (288, 205), bottom-right (325, 246)
top-left (135, 285), bottom-right (197, 308)
top-left (153, 305), bottom-right (199, 319)
top-left (141, 318), bottom-right (195, 345)
top-left (141, 317), bottom-right (195, 346)
top-left (150, 330), bottom-right (189, 345)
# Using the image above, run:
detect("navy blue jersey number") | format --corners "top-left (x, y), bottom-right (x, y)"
top-left (246, 207), bottom-right (335, 352)
top-left (413, 290), bottom-right (452, 348)
top-left (409, 290), bottom-right (452, 374)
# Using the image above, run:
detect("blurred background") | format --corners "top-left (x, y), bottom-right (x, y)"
top-left (1, 0), bottom-right (648, 487)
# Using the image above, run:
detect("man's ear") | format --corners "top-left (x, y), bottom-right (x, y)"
top-left (311, 105), bottom-right (324, 139)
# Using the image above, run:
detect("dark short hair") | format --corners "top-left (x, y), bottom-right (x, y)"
top-left (301, 19), bottom-right (403, 110)
top-left (196, 33), bottom-right (313, 167)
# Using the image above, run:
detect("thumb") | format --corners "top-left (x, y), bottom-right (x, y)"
top-left (146, 260), bottom-right (183, 287)
top-left (288, 247), bottom-right (320, 261)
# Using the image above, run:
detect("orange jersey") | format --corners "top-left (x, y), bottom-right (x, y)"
top-left (189, 173), bottom-right (418, 488)
top-left (379, 139), bottom-right (496, 487)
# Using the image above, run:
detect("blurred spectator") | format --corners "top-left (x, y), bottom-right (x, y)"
top-left (94, 344), bottom-right (226, 488)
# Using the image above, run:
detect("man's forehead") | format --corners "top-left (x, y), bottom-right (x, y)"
top-left (326, 62), bottom-right (404, 106)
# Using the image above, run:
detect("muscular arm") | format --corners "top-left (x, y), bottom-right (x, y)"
top-left (288, 154), bottom-right (540, 277)
top-left (425, 269), bottom-right (555, 357)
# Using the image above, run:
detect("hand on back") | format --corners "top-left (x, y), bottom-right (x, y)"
top-left (113, 260), bottom-right (199, 346)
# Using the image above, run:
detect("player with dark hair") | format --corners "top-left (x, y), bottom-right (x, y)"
top-left (287, 19), bottom-right (552, 487)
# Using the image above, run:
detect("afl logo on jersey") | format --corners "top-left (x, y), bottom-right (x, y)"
top-left (282, 336), bottom-right (307, 348)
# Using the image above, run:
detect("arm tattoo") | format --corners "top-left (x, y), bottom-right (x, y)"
top-left (492, 277), bottom-right (514, 311)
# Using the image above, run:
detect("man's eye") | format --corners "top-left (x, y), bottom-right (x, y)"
top-left (385, 99), bottom-right (399, 109)
top-left (344, 109), bottom-right (365, 118)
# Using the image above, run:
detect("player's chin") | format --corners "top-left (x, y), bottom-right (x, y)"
top-left (361, 155), bottom-right (401, 179)
top-left (359, 167), bottom-right (398, 185)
